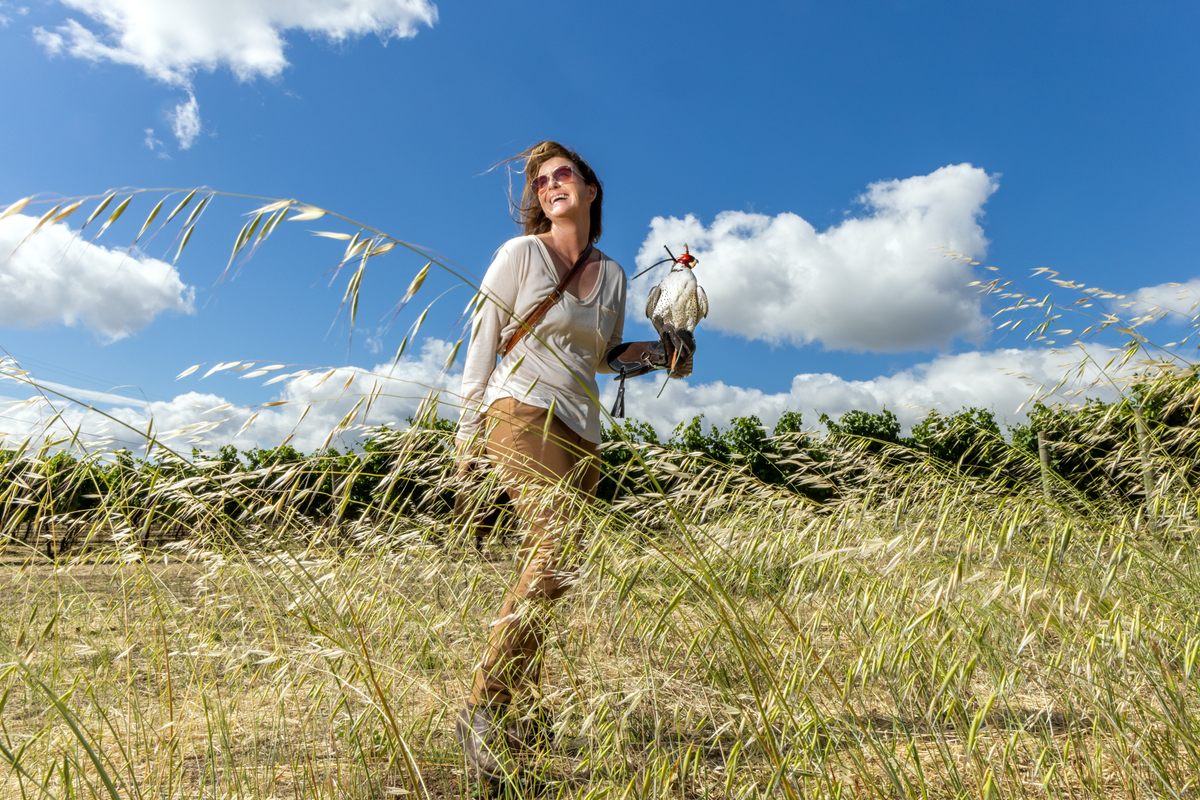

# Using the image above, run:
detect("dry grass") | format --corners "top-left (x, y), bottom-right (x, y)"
top-left (3, 460), bottom-right (1200, 799)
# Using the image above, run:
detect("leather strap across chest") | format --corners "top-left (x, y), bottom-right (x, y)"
top-left (499, 242), bottom-right (595, 358)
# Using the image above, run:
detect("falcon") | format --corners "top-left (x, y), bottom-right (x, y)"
top-left (644, 245), bottom-right (708, 375)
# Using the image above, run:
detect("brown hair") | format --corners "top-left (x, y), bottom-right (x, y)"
top-left (516, 141), bottom-right (604, 243)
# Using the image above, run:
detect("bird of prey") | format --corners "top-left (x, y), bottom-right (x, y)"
top-left (644, 245), bottom-right (708, 375)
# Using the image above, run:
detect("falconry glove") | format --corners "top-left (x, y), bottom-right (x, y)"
top-left (605, 332), bottom-right (698, 417)
top-left (606, 340), bottom-right (664, 378)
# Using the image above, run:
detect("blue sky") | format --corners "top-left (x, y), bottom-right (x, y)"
top-left (2, 0), bottom-right (1198, 453)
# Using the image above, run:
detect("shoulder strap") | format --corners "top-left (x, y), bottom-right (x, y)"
top-left (499, 242), bottom-right (594, 358)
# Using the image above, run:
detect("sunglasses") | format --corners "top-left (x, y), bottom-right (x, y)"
top-left (531, 164), bottom-right (582, 193)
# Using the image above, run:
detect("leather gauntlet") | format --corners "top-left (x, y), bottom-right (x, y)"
top-left (605, 328), bottom-right (697, 379)
top-left (606, 340), bottom-right (665, 377)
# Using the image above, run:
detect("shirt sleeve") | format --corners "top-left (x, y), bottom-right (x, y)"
top-left (596, 263), bottom-right (627, 375)
top-left (456, 241), bottom-right (521, 449)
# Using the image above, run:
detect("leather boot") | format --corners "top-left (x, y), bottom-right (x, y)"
top-left (455, 704), bottom-right (515, 784)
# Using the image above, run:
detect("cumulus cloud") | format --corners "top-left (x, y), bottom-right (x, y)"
top-left (33, 0), bottom-right (438, 86)
top-left (603, 346), bottom-right (1124, 439)
top-left (170, 92), bottom-right (201, 149)
top-left (0, 214), bottom-right (195, 341)
top-left (634, 164), bottom-right (998, 352)
top-left (0, 339), bottom-right (460, 453)
top-left (1125, 278), bottom-right (1200, 321)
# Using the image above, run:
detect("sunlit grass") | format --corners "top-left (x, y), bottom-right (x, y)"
top-left (3, 433), bottom-right (1200, 798)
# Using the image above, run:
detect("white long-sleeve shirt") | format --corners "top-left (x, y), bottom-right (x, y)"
top-left (456, 235), bottom-right (626, 446)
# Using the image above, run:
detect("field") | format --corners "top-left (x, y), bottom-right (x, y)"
top-left (3, 448), bottom-right (1199, 800)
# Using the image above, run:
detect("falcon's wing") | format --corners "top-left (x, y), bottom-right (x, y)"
top-left (697, 285), bottom-right (709, 320)
top-left (645, 284), bottom-right (662, 320)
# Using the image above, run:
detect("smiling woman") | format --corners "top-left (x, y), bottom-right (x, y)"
top-left (451, 140), bottom-right (694, 784)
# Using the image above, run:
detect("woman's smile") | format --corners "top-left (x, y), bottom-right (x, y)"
top-left (535, 156), bottom-right (591, 220)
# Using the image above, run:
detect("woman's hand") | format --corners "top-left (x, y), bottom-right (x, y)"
top-left (454, 439), bottom-right (488, 480)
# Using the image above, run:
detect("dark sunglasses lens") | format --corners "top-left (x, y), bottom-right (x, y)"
top-left (533, 165), bottom-right (576, 192)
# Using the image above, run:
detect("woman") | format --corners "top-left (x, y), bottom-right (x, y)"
top-left (453, 141), bottom-right (692, 782)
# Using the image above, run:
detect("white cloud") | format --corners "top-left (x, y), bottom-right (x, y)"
top-left (1, 339), bottom-right (1129, 454)
top-left (0, 1), bottom-right (24, 26)
top-left (143, 126), bottom-right (165, 154)
top-left (0, 339), bottom-right (460, 453)
top-left (604, 346), bottom-right (1124, 439)
top-left (33, 0), bottom-right (438, 86)
top-left (170, 92), bottom-right (201, 149)
top-left (33, 24), bottom-right (63, 50)
top-left (30, 378), bottom-right (152, 409)
top-left (1125, 278), bottom-right (1200, 321)
top-left (634, 164), bottom-right (998, 353)
top-left (0, 214), bottom-right (195, 341)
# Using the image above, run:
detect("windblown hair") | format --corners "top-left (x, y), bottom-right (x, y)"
top-left (515, 141), bottom-right (604, 243)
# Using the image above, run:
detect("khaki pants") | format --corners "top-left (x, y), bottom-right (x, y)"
top-left (469, 397), bottom-right (599, 708)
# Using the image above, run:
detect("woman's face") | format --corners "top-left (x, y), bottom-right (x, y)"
top-left (533, 156), bottom-right (596, 227)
